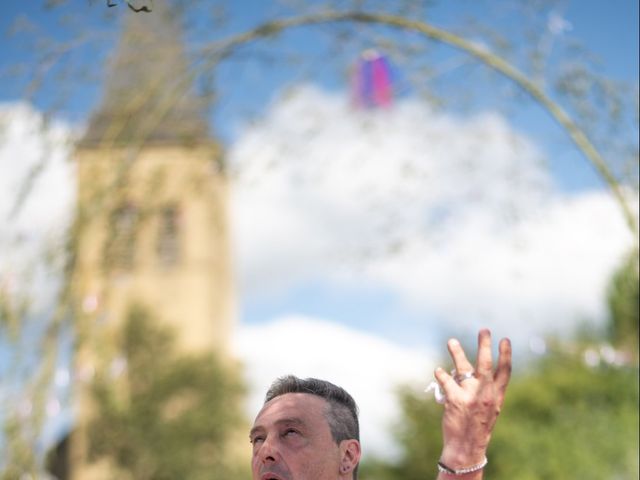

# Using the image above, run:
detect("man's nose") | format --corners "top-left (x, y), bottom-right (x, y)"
top-left (258, 435), bottom-right (279, 464)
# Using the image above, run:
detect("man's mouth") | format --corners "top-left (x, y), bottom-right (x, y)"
top-left (260, 474), bottom-right (283, 480)
top-left (259, 464), bottom-right (290, 480)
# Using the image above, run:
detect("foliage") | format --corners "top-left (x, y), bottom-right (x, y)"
top-left (362, 256), bottom-right (640, 480)
top-left (489, 352), bottom-right (638, 480)
top-left (359, 384), bottom-right (442, 480)
top-left (362, 350), bottom-right (639, 480)
top-left (607, 250), bottom-right (639, 358)
top-left (1, 416), bottom-right (41, 480)
top-left (86, 305), bottom-right (249, 479)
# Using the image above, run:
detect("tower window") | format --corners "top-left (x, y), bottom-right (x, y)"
top-left (157, 205), bottom-right (181, 267)
top-left (105, 203), bottom-right (138, 270)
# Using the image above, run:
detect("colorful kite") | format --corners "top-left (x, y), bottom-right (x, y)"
top-left (352, 49), bottom-right (394, 109)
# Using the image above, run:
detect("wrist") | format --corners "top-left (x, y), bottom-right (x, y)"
top-left (439, 443), bottom-right (487, 470)
top-left (437, 456), bottom-right (487, 477)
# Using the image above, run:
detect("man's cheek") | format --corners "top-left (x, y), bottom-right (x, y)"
top-left (251, 454), bottom-right (261, 473)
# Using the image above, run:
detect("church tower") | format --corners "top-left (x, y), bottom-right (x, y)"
top-left (65, 5), bottom-right (236, 478)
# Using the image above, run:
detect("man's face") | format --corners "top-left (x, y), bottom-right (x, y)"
top-left (249, 393), bottom-right (344, 480)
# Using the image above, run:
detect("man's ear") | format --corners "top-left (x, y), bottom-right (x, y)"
top-left (339, 439), bottom-right (361, 476)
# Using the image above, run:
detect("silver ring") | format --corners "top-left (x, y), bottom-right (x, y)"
top-left (454, 371), bottom-right (476, 384)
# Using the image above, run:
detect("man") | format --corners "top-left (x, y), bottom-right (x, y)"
top-left (249, 328), bottom-right (512, 479)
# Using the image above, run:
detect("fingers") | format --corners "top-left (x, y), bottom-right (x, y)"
top-left (475, 329), bottom-right (493, 376)
top-left (441, 330), bottom-right (512, 401)
top-left (447, 338), bottom-right (474, 375)
top-left (434, 367), bottom-right (459, 395)
top-left (493, 337), bottom-right (512, 406)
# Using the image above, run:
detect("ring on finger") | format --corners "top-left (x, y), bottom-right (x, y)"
top-left (454, 371), bottom-right (476, 384)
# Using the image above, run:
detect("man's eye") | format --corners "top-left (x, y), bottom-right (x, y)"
top-left (250, 436), bottom-right (264, 445)
top-left (283, 429), bottom-right (299, 437)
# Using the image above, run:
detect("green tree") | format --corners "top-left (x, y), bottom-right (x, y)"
top-left (84, 305), bottom-right (249, 479)
top-left (362, 254), bottom-right (640, 479)
top-left (359, 385), bottom-right (442, 480)
top-left (490, 351), bottom-right (638, 480)
top-left (607, 250), bottom-right (639, 359)
top-left (363, 249), bottom-right (640, 480)
top-left (363, 350), bottom-right (638, 480)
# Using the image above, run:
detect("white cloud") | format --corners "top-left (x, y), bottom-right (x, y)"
top-left (366, 191), bottom-right (634, 340)
top-left (229, 85), bottom-right (551, 293)
top-left (229, 85), bottom-right (637, 346)
top-left (0, 102), bottom-right (74, 236)
top-left (233, 315), bottom-right (435, 460)
top-left (0, 102), bottom-right (75, 308)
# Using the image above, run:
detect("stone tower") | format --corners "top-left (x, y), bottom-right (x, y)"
top-left (64, 5), bottom-right (236, 479)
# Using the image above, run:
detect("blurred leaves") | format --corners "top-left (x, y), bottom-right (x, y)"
top-left (607, 250), bottom-right (639, 359)
top-left (489, 352), bottom-right (638, 480)
top-left (362, 257), bottom-right (640, 480)
top-left (86, 305), bottom-right (247, 479)
top-left (363, 348), bottom-right (639, 480)
top-left (0, 284), bottom-right (30, 342)
top-left (1, 416), bottom-right (40, 480)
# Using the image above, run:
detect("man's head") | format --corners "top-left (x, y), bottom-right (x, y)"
top-left (250, 376), bottom-right (361, 480)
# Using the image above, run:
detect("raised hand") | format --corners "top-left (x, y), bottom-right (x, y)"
top-left (434, 329), bottom-right (512, 478)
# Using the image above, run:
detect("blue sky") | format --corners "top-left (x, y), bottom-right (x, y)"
top-left (1, 1), bottom-right (637, 149)
top-left (0, 0), bottom-right (638, 460)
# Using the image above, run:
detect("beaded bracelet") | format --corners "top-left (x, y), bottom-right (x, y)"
top-left (437, 456), bottom-right (488, 476)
